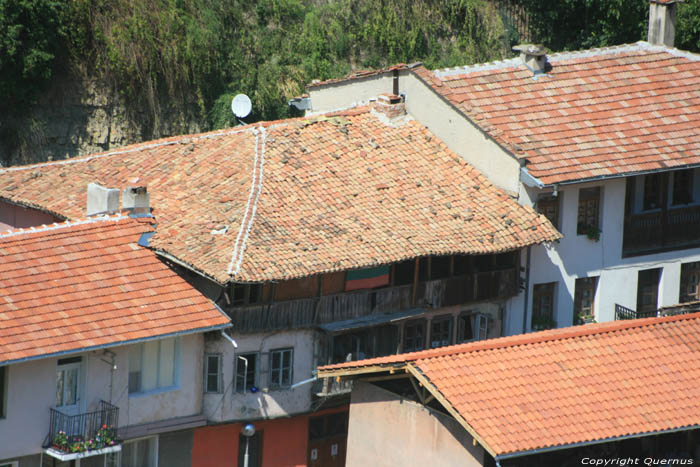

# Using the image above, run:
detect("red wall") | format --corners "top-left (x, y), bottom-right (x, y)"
top-left (192, 407), bottom-right (348, 467)
top-left (0, 201), bottom-right (61, 231)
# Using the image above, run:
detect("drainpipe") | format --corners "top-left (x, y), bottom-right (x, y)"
top-left (220, 330), bottom-right (238, 349)
top-left (521, 246), bottom-right (532, 334)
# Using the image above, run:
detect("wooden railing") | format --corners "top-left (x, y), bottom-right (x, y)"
top-left (623, 205), bottom-right (700, 256)
top-left (226, 268), bottom-right (518, 333)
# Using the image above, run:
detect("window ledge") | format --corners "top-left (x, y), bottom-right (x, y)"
top-left (44, 444), bottom-right (122, 461)
top-left (128, 385), bottom-right (179, 398)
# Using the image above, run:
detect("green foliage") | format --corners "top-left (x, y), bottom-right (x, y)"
top-left (517, 0), bottom-right (648, 51)
top-left (678, 0), bottom-right (700, 52)
top-left (0, 0), bottom-right (67, 106)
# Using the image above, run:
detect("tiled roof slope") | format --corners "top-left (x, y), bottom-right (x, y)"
top-left (0, 108), bottom-right (560, 283)
top-left (308, 63), bottom-right (412, 88)
top-left (0, 215), bottom-right (230, 365)
top-left (424, 42), bottom-right (700, 185)
top-left (319, 313), bottom-right (700, 456)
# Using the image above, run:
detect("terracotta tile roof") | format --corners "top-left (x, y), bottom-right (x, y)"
top-left (0, 108), bottom-right (559, 283)
top-left (0, 215), bottom-right (230, 365)
top-left (319, 313), bottom-right (700, 456)
top-left (421, 42), bottom-right (700, 185)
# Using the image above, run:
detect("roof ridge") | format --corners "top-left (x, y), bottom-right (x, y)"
top-left (0, 213), bottom-right (132, 239)
top-left (407, 311), bottom-right (700, 362)
top-left (432, 41), bottom-right (700, 79)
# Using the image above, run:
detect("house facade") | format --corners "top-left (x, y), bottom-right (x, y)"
top-left (0, 203), bottom-right (231, 467)
top-left (303, 0), bottom-right (700, 334)
top-left (0, 103), bottom-right (558, 466)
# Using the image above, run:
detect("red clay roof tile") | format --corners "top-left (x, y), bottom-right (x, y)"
top-left (0, 108), bottom-right (560, 283)
top-left (424, 42), bottom-right (700, 184)
top-left (0, 215), bottom-right (230, 365)
top-left (319, 313), bottom-right (700, 455)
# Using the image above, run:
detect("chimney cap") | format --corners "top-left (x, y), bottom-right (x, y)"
top-left (512, 44), bottom-right (547, 56)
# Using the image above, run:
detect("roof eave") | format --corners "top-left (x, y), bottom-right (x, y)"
top-left (0, 322), bottom-right (232, 368)
top-left (495, 423), bottom-right (700, 460)
top-left (537, 162), bottom-right (700, 188)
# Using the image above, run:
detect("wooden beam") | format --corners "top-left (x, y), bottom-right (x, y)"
top-left (318, 364), bottom-right (404, 378)
top-left (359, 373), bottom-right (409, 383)
top-left (409, 376), bottom-right (425, 405)
top-left (412, 258), bottom-right (420, 304)
top-left (405, 363), bottom-right (498, 458)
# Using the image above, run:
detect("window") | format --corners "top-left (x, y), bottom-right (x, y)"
top-left (637, 268), bottom-right (662, 314)
top-left (532, 283), bottom-right (556, 330)
top-left (205, 354), bottom-right (222, 393)
top-left (680, 262), bottom-right (700, 303)
top-left (429, 316), bottom-right (452, 348)
top-left (129, 338), bottom-right (179, 394)
top-left (672, 169), bottom-right (694, 205)
top-left (231, 283), bottom-right (262, 306)
top-left (235, 353), bottom-right (258, 392)
top-left (238, 431), bottom-right (263, 467)
top-left (577, 187), bottom-right (601, 235)
top-left (457, 313), bottom-right (489, 342)
top-left (574, 277), bottom-right (598, 324)
top-left (536, 194), bottom-right (559, 229)
top-left (56, 357), bottom-right (81, 408)
top-left (269, 348), bottom-right (293, 389)
top-left (403, 320), bottom-right (425, 352)
top-left (643, 173), bottom-right (663, 210)
top-left (120, 436), bottom-right (158, 467)
top-left (0, 462), bottom-right (18, 467)
top-left (0, 365), bottom-right (7, 418)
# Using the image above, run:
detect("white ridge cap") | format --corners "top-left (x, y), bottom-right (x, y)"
top-left (0, 214), bottom-right (130, 239)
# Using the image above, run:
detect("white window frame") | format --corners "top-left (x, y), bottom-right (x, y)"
top-left (111, 435), bottom-right (159, 467)
top-left (204, 353), bottom-right (223, 393)
top-left (235, 352), bottom-right (259, 393)
top-left (128, 338), bottom-right (181, 396)
top-left (269, 348), bottom-right (293, 389)
top-left (458, 313), bottom-right (488, 343)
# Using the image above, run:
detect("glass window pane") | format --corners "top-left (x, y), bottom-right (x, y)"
top-left (159, 339), bottom-right (175, 388)
top-left (65, 368), bottom-right (78, 405)
top-left (142, 341), bottom-right (159, 391)
top-left (56, 370), bottom-right (64, 406)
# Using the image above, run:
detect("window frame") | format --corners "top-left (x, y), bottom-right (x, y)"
top-left (574, 276), bottom-right (598, 324)
top-left (536, 193), bottom-right (560, 229)
top-left (680, 262), bottom-right (700, 303)
top-left (268, 348), bottom-right (294, 390)
top-left (429, 315), bottom-right (453, 348)
top-left (402, 319), bottom-right (426, 353)
top-left (672, 169), bottom-right (694, 206)
top-left (0, 365), bottom-right (8, 419)
top-left (577, 187), bottom-right (601, 235)
top-left (128, 337), bottom-right (181, 396)
top-left (235, 352), bottom-right (259, 393)
top-left (204, 353), bottom-right (223, 394)
top-left (457, 313), bottom-right (489, 343)
top-left (116, 435), bottom-right (159, 467)
top-left (532, 282), bottom-right (557, 330)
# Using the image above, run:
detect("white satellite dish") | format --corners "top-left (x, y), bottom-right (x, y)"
top-left (232, 94), bottom-right (252, 119)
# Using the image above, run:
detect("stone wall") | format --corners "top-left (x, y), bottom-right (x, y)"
top-left (3, 71), bottom-right (204, 167)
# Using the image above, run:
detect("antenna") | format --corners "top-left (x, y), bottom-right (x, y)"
top-left (232, 94), bottom-right (252, 123)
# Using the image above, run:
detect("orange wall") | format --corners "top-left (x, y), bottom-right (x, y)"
top-left (192, 407), bottom-right (348, 467)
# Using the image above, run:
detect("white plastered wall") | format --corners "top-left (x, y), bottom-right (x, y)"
top-left (0, 333), bottom-right (205, 460)
top-left (506, 177), bottom-right (700, 335)
top-left (202, 330), bottom-right (316, 423)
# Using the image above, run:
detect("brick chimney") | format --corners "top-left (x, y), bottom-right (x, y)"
top-left (372, 93), bottom-right (406, 120)
top-left (513, 44), bottom-right (547, 76)
top-left (86, 183), bottom-right (120, 216)
top-left (648, 0), bottom-right (680, 47)
top-left (122, 186), bottom-right (150, 214)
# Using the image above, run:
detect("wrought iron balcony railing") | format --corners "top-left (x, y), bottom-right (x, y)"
top-left (45, 400), bottom-right (120, 458)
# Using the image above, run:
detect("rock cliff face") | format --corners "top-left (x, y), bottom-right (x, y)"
top-left (5, 71), bottom-right (203, 167)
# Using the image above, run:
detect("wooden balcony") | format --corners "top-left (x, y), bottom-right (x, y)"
top-left (226, 268), bottom-right (518, 333)
top-left (623, 205), bottom-right (700, 257)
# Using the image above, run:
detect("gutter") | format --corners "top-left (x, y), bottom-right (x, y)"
top-left (532, 163), bottom-right (700, 189)
top-left (0, 322), bottom-right (232, 368)
top-left (519, 167), bottom-right (544, 188)
top-left (153, 248), bottom-right (224, 286)
top-left (494, 424), bottom-right (700, 461)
